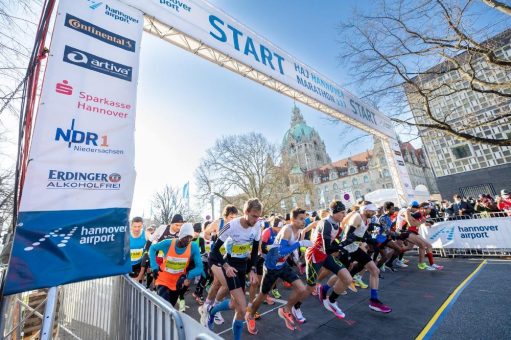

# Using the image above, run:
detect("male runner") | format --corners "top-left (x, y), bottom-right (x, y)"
top-left (129, 216), bottom-right (146, 281)
top-left (245, 208), bottom-right (312, 334)
top-left (206, 199), bottom-right (262, 340)
top-left (338, 202), bottom-right (392, 313)
top-left (305, 200), bottom-right (352, 319)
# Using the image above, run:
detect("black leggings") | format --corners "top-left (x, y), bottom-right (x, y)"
top-left (195, 261), bottom-right (213, 297)
top-left (157, 285), bottom-right (188, 307)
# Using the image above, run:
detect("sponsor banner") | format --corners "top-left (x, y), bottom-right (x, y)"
top-left (388, 137), bottom-right (415, 200)
top-left (420, 218), bottom-right (511, 249)
top-left (5, 0), bottom-right (143, 294)
top-left (120, 0), bottom-right (395, 137)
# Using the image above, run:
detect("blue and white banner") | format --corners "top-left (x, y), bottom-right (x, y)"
top-left (120, 0), bottom-right (395, 138)
top-left (5, 0), bottom-right (143, 295)
top-left (420, 218), bottom-right (511, 249)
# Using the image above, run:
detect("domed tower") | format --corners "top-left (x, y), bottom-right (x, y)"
top-left (282, 105), bottom-right (331, 171)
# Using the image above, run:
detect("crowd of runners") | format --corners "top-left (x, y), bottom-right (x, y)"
top-left (129, 196), bottom-right (450, 339)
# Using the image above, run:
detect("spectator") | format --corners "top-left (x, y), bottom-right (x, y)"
top-left (496, 189), bottom-right (511, 216)
top-left (440, 200), bottom-right (454, 219)
top-left (452, 194), bottom-right (474, 217)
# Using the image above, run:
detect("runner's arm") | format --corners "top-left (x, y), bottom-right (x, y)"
top-left (204, 220), bottom-right (218, 239)
top-left (277, 228), bottom-right (300, 256)
top-left (209, 222), bottom-right (231, 265)
top-left (148, 239), bottom-right (171, 271)
top-left (250, 240), bottom-right (260, 269)
top-left (321, 221), bottom-right (339, 255)
top-left (187, 242), bottom-right (204, 280)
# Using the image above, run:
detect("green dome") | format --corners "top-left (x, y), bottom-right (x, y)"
top-left (284, 122), bottom-right (314, 142)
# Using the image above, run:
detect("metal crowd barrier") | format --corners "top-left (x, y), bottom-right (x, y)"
top-left (428, 211), bottom-right (509, 223)
top-left (1, 275), bottom-right (187, 340)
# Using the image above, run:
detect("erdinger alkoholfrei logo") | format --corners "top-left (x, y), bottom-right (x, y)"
top-left (64, 14), bottom-right (135, 52)
top-left (47, 169), bottom-right (122, 190)
top-left (63, 46), bottom-right (132, 82)
top-left (429, 226), bottom-right (455, 241)
top-left (23, 226), bottom-right (78, 252)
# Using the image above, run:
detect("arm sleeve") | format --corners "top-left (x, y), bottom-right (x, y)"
top-left (250, 240), bottom-right (259, 268)
top-left (209, 238), bottom-right (226, 266)
top-left (148, 239), bottom-right (171, 271)
top-left (187, 243), bottom-right (204, 280)
top-left (277, 239), bottom-right (300, 256)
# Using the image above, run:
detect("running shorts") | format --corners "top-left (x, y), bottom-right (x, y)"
top-left (338, 247), bottom-right (372, 269)
top-left (223, 258), bottom-right (248, 291)
top-left (306, 255), bottom-right (344, 286)
top-left (261, 264), bottom-right (299, 294)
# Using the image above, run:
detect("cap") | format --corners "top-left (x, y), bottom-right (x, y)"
top-left (409, 201), bottom-right (419, 208)
top-left (178, 223), bottom-right (194, 240)
top-left (170, 214), bottom-right (184, 224)
top-left (192, 222), bottom-right (202, 233)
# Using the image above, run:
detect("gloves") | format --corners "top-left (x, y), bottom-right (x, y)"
top-left (298, 240), bottom-right (313, 248)
top-left (176, 274), bottom-right (187, 290)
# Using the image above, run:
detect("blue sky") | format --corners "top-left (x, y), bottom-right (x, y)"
top-left (133, 0), bottom-right (375, 217)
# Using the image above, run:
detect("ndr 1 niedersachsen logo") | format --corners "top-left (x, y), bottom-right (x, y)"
top-left (55, 118), bottom-right (124, 155)
top-left (47, 169), bottom-right (122, 190)
top-left (22, 224), bottom-right (128, 252)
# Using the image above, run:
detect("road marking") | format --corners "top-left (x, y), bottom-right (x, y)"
top-left (416, 259), bottom-right (487, 340)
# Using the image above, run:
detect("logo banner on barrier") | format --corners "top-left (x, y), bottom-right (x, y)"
top-left (420, 218), bottom-right (511, 249)
top-left (120, 0), bottom-right (395, 137)
top-left (5, 0), bottom-right (143, 295)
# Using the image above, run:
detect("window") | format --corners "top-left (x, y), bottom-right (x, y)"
top-left (451, 144), bottom-right (472, 159)
top-left (333, 183), bottom-right (338, 190)
top-left (352, 178), bottom-right (358, 186)
top-left (343, 181), bottom-right (347, 188)
top-left (355, 191), bottom-right (362, 199)
top-left (363, 175), bottom-right (369, 183)
top-left (383, 169), bottom-right (390, 177)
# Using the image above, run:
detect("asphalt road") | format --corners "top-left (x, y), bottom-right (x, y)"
top-left (178, 256), bottom-right (511, 340)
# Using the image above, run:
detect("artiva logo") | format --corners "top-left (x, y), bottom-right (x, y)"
top-left (47, 169), bottom-right (122, 190)
top-left (63, 46), bottom-right (132, 82)
top-left (65, 14), bottom-right (135, 52)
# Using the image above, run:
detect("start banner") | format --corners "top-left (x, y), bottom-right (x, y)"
top-left (420, 218), bottom-right (511, 249)
top-left (5, 0), bottom-right (143, 295)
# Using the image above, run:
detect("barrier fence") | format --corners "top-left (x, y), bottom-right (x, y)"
top-left (1, 275), bottom-right (219, 340)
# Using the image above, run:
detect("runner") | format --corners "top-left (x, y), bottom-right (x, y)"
top-left (259, 216), bottom-right (285, 305)
top-left (338, 202), bottom-right (392, 313)
top-left (245, 208), bottom-right (312, 334)
top-left (199, 205), bottom-right (238, 326)
top-left (129, 216), bottom-right (146, 282)
top-left (193, 221), bottom-right (214, 304)
top-left (396, 202), bottom-right (443, 271)
top-left (149, 223), bottom-right (203, 307)
top-left (205, 198), bottom-right (263, 340)
top-left (305, 200), bottom-right (352, 320)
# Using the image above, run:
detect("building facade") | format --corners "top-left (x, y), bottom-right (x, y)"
top-left (405, 29), bottom-right (511, 199)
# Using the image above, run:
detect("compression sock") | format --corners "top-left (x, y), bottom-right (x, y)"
top-left (426, 252), bottom-right (434, 266)
top-left (210, 299), bottom-right (231, 315)
top-left (371, 289), bottom-right (378, 300)
top-left (329, 291), bottom-right (340, 303)
top-left (294, 301), bottom-right (302, 309)
top-left (232, 319), bottom-right (244, 340)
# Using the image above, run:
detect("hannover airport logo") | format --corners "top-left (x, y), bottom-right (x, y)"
top-left (428, 226), bottom-right (455, 241)
top-left (63, 46), bottom-right (132, 82)
top-left (23, 226), bottom-right (78, 251)
top-left (65, 14), bottom-right (135, 52)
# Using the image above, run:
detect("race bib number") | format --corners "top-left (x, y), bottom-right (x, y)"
top-left (130, 248), bottom-right (143, 262)
top-left (220, 245), bottom-right (226, 255)
top-left (205, 244), bottom-right (211, 253)
top-left (164, 256), bottom-right (187, 274)
top-left (231, 243), bottom-right (251, 257)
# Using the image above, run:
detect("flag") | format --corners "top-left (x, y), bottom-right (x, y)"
top-left (182, 181), bottom-right (189, 200)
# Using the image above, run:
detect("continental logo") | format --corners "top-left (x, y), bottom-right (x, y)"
top-left (65, 13), bottom-right (135, 52)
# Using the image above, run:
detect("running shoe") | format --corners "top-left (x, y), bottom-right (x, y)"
top-left (278, 307), bottom-right (296, 330)
top-left (283, 281), bottom-right (292, 288)
top-left (348, 282), bottom-right (358, 293)
top-left (394, 260), bottom-right (408, 268)
top-left (198, 305), bottom-right (208, 327)
top-left (322, 299), bottom-right (345, 319)
top-left (385, 265), bottom-right (398, 272)
top-left (254, 312), bottom-right (261, 320)
top-left (341, 290), bottom-right (348, 295)
top-left (214, 311), bottom-right (224, 325)
top-left (431, 264), bottom-right (444, 270)
top-left (178, 298), bottom-right (186, 312)
top-left (402, 258), bottom-right (410, 264)
top-left (369, 299), bottom-right (392, 313)
top-left (272, 288), bottom-right (282, 299)
top-left (292, 306), bottom-right (306, 324)
top-left (265, 295), bottom-right (275, 305)
top-left (245, 313), bottom-right (258, 335)
top-left (192, 292), bottom-right (204, 305)
top-left (353, 275), bottom-right (368, 289)
top-left (380, 265), bottom-right (386, 273)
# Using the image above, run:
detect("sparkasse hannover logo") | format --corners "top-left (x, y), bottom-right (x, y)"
top-left (65, 14), bottom-right (136, 52)
top-left (63, 45), bottom-right (132, 81)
